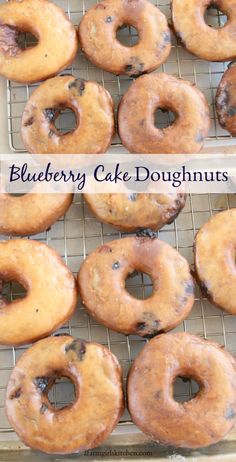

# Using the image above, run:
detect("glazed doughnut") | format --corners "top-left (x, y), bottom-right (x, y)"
top-left (0, 181), bottom-right (73, 235)
top-left (195, 208), bottom-right (236, 315)
top-left (128, 333), bottom-right (236, 448)
top-left (118, 73), bottom-right (210, 154)
top-left (78, 236), bottom-right (194, 337)
top-left (216, 64), bottom-right (236, 135)
top-left (0, 239), bottom-right (77, 346)
top-left (21, 75), bottom-right (114, 154)
top-left (84, 193), bottom-right (186, 232)
top-left (6, 335), bottom-right (124, 454)
top-left (0, 0), bottom-right (78, 84)
top-left (172, 0), bottom-right (236, 62)
top-left (78, 0), bottom-right (171, 77)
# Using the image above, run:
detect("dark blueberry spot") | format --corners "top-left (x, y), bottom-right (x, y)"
top-left (43, 108), bottom-right (57, 122)
top-left (98, 245), bottom-right (112, 253)
top-left (217, 87), bottom-right (230, 111)
top-left (65, 339), bottom-right (87, 361)
top-left (125, 58), bottom-right (144, 76)
top-left (225, 407), bottom-right (236, 420)
top-left (10, 388), bottom-right (22, 399)
top-left (195, 132), bottom-right (205, 143)
top-left (185, 280), bottom-right (194, 296)
top-left (69, 79), bottom-right (86, 96)
top-left (112, 261), bottom-right (120, 270)
top-left (136, 228), bottom-right (158, 239)
top-left (175, 31), bottom-right (185, 46)
top-left (105, 16), bottom-right (113, 23)
top-left (136, 314), bottom-right (161, 338)
top-left (163, 31), bottom-right (171, 44)
top-left (34, 376), bottom-right (50, 393)
top-left (40, 403), bottom-right (48, 414)
top-left (125, 64), bottom-right (133, 73)
top-left (54, 333), bottom-right (71, 337)
top-left (24, 116), bottom-right (34, 127)
top-left (227, 106), bottom-right (236, 117)
top-left (48, 130), bottom-right (55, 138)
top-left (128, 193), bottom-right (137, 201)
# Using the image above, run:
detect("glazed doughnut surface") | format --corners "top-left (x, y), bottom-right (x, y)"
top-left (78, 0), bottom-right (171, 76)
top-left (0, 239), bottom-right (77, 345)
top-left (172, 0), bottom-right (236, 62)
top-left (0, 184), bottom-right (73, 235)
top-left (21, 75), bottom-right (114, 153)
top-left (195, 208), bottom-right (236, 314)
top-left (118, 73), bottom-right (210, 153)
top-left (0, 0), bottom-right (78, 83)
top-left (128, 333), bottom-right (236, 448)
top-left (6, 335), bottom-right (124, 453)
top-left (216, 63), bottom-right (236, 136)
top-left (78, 236), bottom-right (194, 337)
top-left (84, 193), bottom-right (186, 231)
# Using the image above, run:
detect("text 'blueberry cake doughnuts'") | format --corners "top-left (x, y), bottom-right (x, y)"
top-left (6, 335), bottom-right (124, 454)
top-left (78, 0), bottom-right (171, 77)
top-left (128, 333), bottom-right (236, 448)
top-left (21, 75), bottom-right (114, 154)
top-left (172, 0), bottom-right (236, 62)
top-left (0, 0), bottom-right (78, 83)
top-left (195, 208), bottom-right (236, 315)
top-left (0, 239), bottom-right (77, 346)
top-left (118, 73), bottom-right (210, 153)
top-left (0, 178), bottom-right (73, 235)
top-left (84, 193), bottom-right (186, 232)
top-left (78, 236), bottom-right (194, 337)
top-left (216, 63), bottom-right (236, 136)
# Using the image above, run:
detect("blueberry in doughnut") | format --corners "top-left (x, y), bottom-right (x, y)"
top-left (78, 236), bottom-right (194, 337)
top-left (195, 208), bottom-right (236, 315)
top-left (21, 75), bottom-right (114, 154)
top-left (83, 193), bottom-right (186, 232)
top-left (118, 73), bottom-right (210, 154)
top-left (78, 0), bottom-right (171, 76)
top-left (216, 63), bottom-right (236, 136)
top-left (172, 0), bottom-right (236, 62)
top-left (5, 335), bottom-right (124, 453)
top-left (0, 239), bottom-right (77, 346)
top-left (0, 0), bottom-right (78, 83)
top-left (128, 332), bottom-right (236, 448)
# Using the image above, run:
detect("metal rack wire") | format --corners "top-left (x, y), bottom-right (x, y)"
top-left (6, 0), bottom-right (233, 152)
top-left (1, 193), bottom-right (236, 439)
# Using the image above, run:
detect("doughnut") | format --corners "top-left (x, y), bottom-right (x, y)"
top-left (84, 193), bottom-right (186, 232)
top-left (128, 332), bottom-right (236, 448)
top-left (78, 0), bottom-right (171, 77)
top-left (172, 0), bottom-right (236, 62)
top-left (0, 239), bottom-right (77, 346)
top-left (21, 75), bottom-right (114, 154)
top-left (195, 208), bottom-right (236, 315)
top-left (78, 236), bottom-right (194, 337)
top-left (0, 181), bottom-right (73, 235)
top-left (0, 0), bottom-right (78, 84)
top-left (6, 335), bottom-right (124, 454)
top-left (216, 64), bottom-right (236, 135)
top-left (118, 73), bottom-right (210, 154)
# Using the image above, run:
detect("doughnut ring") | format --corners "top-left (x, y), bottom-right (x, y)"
top-left (128, 332), bottom-right (236, 448)
top-left (6, 335), bottom-right (124, 453)
top-left (78, 236), bottom-right (194, 337)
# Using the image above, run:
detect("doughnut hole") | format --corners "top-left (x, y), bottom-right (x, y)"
top-left (204, 3), bottom-right (228, 29)
top-left (44, 106), bottom-right (78, 135)
top-left (116, 24), bottom-right (139, 47)
top-left (125, 271), bottom-right (154, 300)
top-left (173, 375), bottom-right (201, 403)
top-left (0, 25), bottom-right (38, 56)
top-left (0, 279), bottom-right (27, 303)
top-left (47, 375), bottom-right (76, 410)
top-left (154, 107), bottom-right (177, 129)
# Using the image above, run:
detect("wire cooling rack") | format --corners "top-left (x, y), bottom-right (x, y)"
top-left (5, 0), bottom-right (234, 152)
top-left (1, 193), bottom-right (236, 441)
